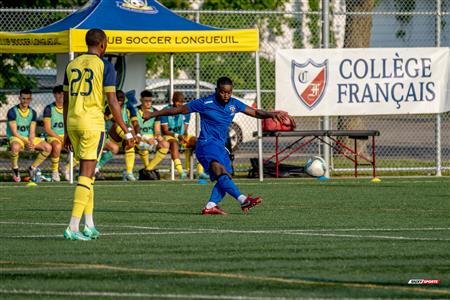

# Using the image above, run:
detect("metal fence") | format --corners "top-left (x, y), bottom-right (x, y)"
top-left (1, 0), bottom-right (450, 180)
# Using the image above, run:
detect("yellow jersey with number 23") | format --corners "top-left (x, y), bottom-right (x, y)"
top-left (63, 53), bottom-right (116, 131)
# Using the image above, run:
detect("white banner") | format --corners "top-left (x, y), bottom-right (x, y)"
top-left (276, 48), bottom-right (450, 116)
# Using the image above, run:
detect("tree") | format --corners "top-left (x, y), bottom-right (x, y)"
top-left (338, 0), bottom-right (375, 155)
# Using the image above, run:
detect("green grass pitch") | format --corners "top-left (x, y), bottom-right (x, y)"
top-left (0, 178), bottom-right (449, 299)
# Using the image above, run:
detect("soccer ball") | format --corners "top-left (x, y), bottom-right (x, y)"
top-left (304, 156), bottom-right (326, 177)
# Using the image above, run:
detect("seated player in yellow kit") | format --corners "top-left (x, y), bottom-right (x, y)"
top-left (94, 90), bottom-right (139, 180)
top-left (134, 90), bottom-right (169, 179)
top-left (43, 84), bottom-right (79, 182)
top-left (7, 88), bottom-right (52, 182)
top-left (161, 92), bottom-right (208, 180)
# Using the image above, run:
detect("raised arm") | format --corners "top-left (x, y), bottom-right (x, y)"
top-left (243, 106), bottom-right (295, 126)
top-left (143, 104), bottom-right (190, 121)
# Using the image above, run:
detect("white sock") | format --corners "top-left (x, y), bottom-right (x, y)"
top-left (84, 214), bottom-right (94, 228)
top-left (69, 216), bottom-right (81, 232)
top-left (237, 195), bottom-right (247, 204)
top-left (206, 202), bottom-right (217, 209)
top-left (95, 168), bottom-right (99, 173)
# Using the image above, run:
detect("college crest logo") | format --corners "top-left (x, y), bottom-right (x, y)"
top-left (229, 105), bottom-right (236, 115)
top-left (117, 0), bottom-right (158, 14)
top-left (291, 59), bottom-right (328, 109)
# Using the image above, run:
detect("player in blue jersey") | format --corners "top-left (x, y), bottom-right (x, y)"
top-left (7, 88), bottom-right (52, 182)
top-left (160, 92), bottom-right (208, 180)
top-left (144, 77), bottom-right (293, 214)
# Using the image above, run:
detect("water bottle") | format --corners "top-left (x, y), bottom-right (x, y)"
top-left (35, 168), bottom-right (42, 183)
top-left (138, 141), bottom-right (151, 151)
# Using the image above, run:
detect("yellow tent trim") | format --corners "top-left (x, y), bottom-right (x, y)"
top-left (0, 28), bottom-right (259, 53)
top-left (0, 31), bottom-right (70, 53)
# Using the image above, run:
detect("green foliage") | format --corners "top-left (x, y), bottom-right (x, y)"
top-left (0, 54), bottom-right (55, 106)
top-left (0, 0), bottom-right (86, 7)
top-left (0, 0), bottom-right (81, 106)
top-left (159, 0), bottom-right (190, 9)
top-left (202, 0), bottom-right (288, 10)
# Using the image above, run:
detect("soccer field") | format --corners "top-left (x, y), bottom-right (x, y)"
top-left (0, 178), bottom-right (449, 299)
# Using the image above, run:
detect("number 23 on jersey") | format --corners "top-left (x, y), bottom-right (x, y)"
top-left (70, 68), bottom-right (94, 97)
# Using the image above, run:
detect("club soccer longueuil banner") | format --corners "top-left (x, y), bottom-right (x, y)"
top-left (276, 48), bottom-right (450, 116)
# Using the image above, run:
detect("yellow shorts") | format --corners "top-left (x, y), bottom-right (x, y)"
top-left (46, 135), bottom-right (64, 144)
top-left (164, 134), bottom-right (194, 147)
top-left (68, 130), bottom-right (105, 161)
top-left (9, 137), bottom-right (43, 149)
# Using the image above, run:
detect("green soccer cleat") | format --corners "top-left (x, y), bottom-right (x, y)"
top-left (64, 227), bottom-right (91, 241)
top-left (197, 172), bottom-right (209, 180)
top-left (125, 172), bottom-right (137, 181)
top-left (83, 226), bottom-right (100, 239)
top-left (180, 172), bottom-right (187, 180)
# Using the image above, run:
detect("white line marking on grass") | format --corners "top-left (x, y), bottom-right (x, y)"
top-left (1, 262), bottom-right (450, 296)
top-left (2, 221), bottom-right (450, 233)
top-left (0, 289), bottom-right (291, 300)
top-left (3, 230), bottom-right (449, 241)
top-left (1, 220), bottom-right (449, 242)
top-left (0, 178), bottom-right (447, 189)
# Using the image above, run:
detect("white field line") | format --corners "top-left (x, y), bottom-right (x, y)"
top-left (4, 232), bottom-right (448, 241)
top-left (1, 222), bottom-right (449, 241)
top-left (0, 289), bottom-right (292, 300)
top-left (1, 221), bottom-right (449, 233)
top-left (0, 179), bottom-right (447, 189)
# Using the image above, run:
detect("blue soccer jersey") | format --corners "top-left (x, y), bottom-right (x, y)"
top-left (187, 94), bottom-right (247, 145)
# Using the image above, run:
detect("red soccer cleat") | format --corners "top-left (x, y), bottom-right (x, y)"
top-left (241, 196), bottom-right (263, 214)
top-left (201, 205), bottom-right (227, 215)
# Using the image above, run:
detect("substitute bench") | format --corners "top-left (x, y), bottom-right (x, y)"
top-left (258, 130), bottom-right (380, 178)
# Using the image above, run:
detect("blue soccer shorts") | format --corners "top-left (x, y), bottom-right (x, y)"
top-left (195, 142), bottom-right (232, 181)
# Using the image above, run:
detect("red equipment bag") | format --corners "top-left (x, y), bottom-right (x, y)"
top-left (262, 113), bottom-right (295, 132)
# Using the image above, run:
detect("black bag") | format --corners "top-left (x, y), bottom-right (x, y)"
top-left (248, 158), bottom-right (306, 178)
top-left (138, 168), bottom-right (160, 180)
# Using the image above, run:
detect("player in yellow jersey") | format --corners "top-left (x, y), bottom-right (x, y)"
top-left (7, 88), bottom-right (52, 182)
top-left (63, 29), bottom-right (134, 241)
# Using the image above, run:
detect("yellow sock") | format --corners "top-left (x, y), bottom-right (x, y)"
top-left (174, 158), bottom-right (183, 174)
top-left (146, 147), bottom-right (168, 170)
top-left (51, 156), bottom-right (60, 172)
top-left (71, 176), bottom-right (92, 218)
top-left (64, 158), bottom-right (78, 172)
top-left (31, 151), bottom-right (50, 168)
top-left (184, 148), bottom-right (192, 171)
top-left (125, 148), bottom-right (135, 173)
top-left (116, 125), bottom-right (126, 139)
top-left (197, 163), bottom-right (204, 174)
top-left (139, 150), bottom-right (149, 168)
top-left (10, 152), bottom-right (19, 169)
top-left (84, 179), bottom-right (94, 215)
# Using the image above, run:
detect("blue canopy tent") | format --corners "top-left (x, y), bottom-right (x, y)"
top-left (0, 0), bottom-right (265, 181)
top-left (0, 0), bottom-right (259, 53)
